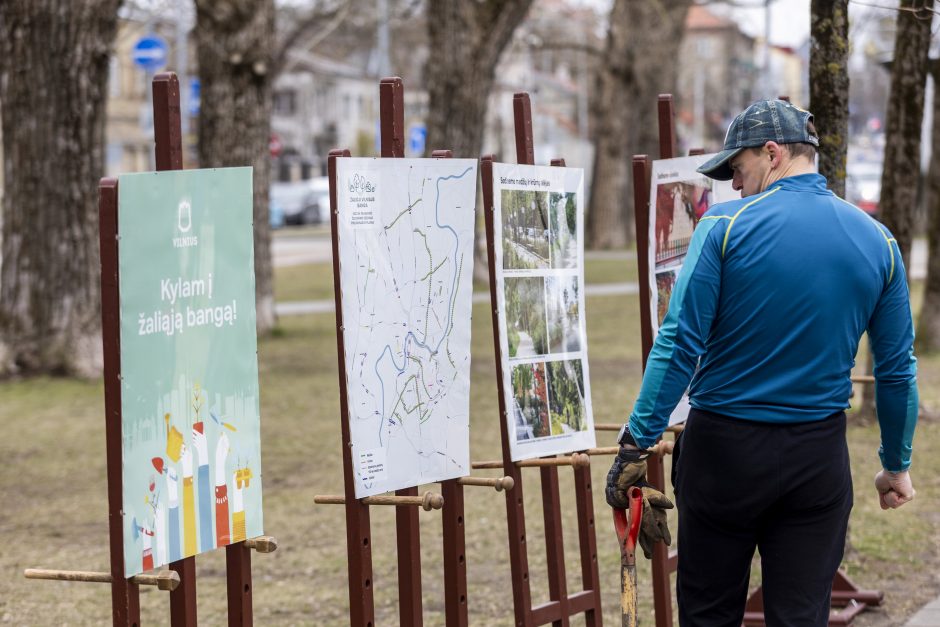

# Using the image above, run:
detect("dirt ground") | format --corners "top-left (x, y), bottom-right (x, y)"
top-left (2, 293), bottom-right (938, 625)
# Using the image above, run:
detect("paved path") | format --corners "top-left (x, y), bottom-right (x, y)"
top-left (275, 281), bottom-right (639, 316)
top-left (272, 232), bottom-right (332, 267)
top-left (515, 330), bottom-right (535, 357)
top-left (272, 235), bottom-right (927, 317)
top-left (905, 596), bottom-right (940, 626)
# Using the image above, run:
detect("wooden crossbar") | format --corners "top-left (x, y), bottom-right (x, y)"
top-left (25, 569), bottom-right (180, 592)
top-left (315, 492), bottom-right (445, 510)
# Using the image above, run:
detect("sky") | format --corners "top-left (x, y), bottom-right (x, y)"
top-left (711, 0), bottom-right (812, 48)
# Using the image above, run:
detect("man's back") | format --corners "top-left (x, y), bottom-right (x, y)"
top-left (690, 172), bottom-right (902, 423)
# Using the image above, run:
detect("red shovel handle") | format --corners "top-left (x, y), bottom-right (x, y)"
top-left (613, 486), bottom-right (644, 553)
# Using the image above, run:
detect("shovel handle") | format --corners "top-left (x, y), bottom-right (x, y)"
top-left (613, 486), bottom-right (644, 627)
top-left (613, 487), bottom-right (644, 554)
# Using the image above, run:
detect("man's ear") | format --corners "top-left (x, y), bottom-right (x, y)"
top-left (765, 141), bottom-right (784, 168)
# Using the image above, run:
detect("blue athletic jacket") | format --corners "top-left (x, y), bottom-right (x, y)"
top-left (628, 173), bottom-right (918, 471)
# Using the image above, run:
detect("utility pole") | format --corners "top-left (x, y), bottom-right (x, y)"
top-left (376, 0), bottom-right (391, 78)
top-left (176, 0), bottom-right (190, 138)
top-left (762, 0), bottom-right (773, 97)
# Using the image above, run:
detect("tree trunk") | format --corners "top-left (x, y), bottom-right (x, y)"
top-left (878, 0), bottom-right (932, 267)
top-left (916, 60), bottom-right (940, 354)
top-left (195, 0), bottom-right (276, 335)
top-left (809, 0), bottom-right (849, 197)
top-left (586, 0), bottom-right (692, 250)
top-left (0, 0), bottom-right (121, 376)
top-left (858, 0), bottom-right (931, 418)
top-left (424, 0), bottom-right (534, 283)
top-left (810, 0), bottom-right (854, 544)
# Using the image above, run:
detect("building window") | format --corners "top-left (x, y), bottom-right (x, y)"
top-left (273, 90), bottom-right (297, 116)
top-left (696, 37), bottom-right (714, 60)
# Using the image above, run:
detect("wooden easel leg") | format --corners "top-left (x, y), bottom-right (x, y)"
top-left (226, 544), bottom-right (252, 627)
top-left (441, 479), bottom-right (468, 627)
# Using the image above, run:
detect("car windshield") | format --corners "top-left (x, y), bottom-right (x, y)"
top-left (271, 183), bottom-right (310, 210)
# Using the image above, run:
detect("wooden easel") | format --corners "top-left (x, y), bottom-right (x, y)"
top-left (316, 76), bottom-right (511, 626)
top-left (477, 92), bottom-right (603, 626)
top-left (25, 71), bottom-right (277, 627)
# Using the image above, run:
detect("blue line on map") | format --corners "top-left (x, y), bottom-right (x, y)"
top-left (374, 165), bottom-right (473, 445)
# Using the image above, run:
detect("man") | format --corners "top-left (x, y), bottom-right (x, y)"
top-left (606, 99), bottom-right (918, 625)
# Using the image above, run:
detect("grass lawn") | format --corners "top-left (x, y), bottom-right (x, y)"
top-left (1, 259), bottom-right (937, 625)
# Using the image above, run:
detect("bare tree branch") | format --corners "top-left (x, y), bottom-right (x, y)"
top-left (272, 0), bottom-right (349, 76)
top-left (849, 0), bottom-right (940, 17)
top-left (532, 40), bottom-right (604, 58)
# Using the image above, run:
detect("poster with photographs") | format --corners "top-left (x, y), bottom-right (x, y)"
top-left (493, 163), bottom-right (595, 461)
top-left (648, 155), bottom-right (736, 424)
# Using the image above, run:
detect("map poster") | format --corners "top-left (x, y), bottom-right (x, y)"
top-left (493, 163), bottom-right (596, 461)
top-left (118, 168), bottom-right (263, 577)
top-left (335, 157), bottom-right (478, 498)
top-left (647, 155), bottom-right (735, 425)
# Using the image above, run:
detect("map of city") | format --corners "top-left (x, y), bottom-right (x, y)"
top-left (336, 158), bottom-right (478, 497)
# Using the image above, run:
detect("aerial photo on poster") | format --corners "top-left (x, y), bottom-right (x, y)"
top-left (336, 157), bottom-right (478, 498)
top-left (118, 167), bottom-right (263, 578)
top-left (494, 163), bottom-right (595, 461)
top-left (648, 154), bottom-right (736, 424)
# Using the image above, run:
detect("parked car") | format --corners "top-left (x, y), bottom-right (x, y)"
top-left (845, 162), bottom-right (882, 216)
top-left (269, 177), bottom-right (329, 225)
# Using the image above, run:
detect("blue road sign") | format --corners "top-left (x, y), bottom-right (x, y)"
top-left (132, 36), bottom-right (169, 71)
top-left (409, 125), bottom-right (427, 155)
top-left (189, 77), bottom-right (201, 116)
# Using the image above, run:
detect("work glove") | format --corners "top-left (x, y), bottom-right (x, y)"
top-left (606, 445), bottom-right (674, 559)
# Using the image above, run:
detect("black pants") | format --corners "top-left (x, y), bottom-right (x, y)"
top-left (673, 408), bottom-right (853, 626)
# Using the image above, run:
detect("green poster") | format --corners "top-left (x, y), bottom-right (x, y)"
top-left (117, 167), bottom-right (262, 578)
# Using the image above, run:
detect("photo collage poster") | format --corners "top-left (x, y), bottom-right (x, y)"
top-left (493, 163), bottom-right (596, 461)
top-left (647, 155), bottom-right (736, 424)
top-left (335, 157), bottom-right (479, 497)
top-left (118, 167), bottom-right (263, 577)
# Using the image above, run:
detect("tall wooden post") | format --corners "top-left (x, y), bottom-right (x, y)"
top-left (328, 145), bottom-right (375, 627)
top-left (152, 72), bottom-right (200, 627)
top-left (431, 147), bottom-right (472, 627)
top-left (98, 176), bottom-right (141, 627)
top-left (378, 76), bottom-right (425, 627)
top-left (550, 157), bottom-right (602, 626)
top-left (481, 153), bottom-right (534, 625)
top-left (648, 94), bottom-right (678, 627)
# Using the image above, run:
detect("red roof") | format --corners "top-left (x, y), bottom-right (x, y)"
top-left (685, 5), bottom-right (737, 31)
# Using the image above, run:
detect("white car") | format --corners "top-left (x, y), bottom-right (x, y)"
top-left (270, 177), bottom-right (329, 225)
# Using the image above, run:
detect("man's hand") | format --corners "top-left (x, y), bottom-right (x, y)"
top-left (874, 469), bottom-right (915, 510)
top-left (606, 445), bottom-right (674, 559)
top-left (605, 445), bottom-right (648, 509)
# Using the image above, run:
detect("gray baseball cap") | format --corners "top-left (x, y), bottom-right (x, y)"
top-left (697, 99), bottom-right (819, 181)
